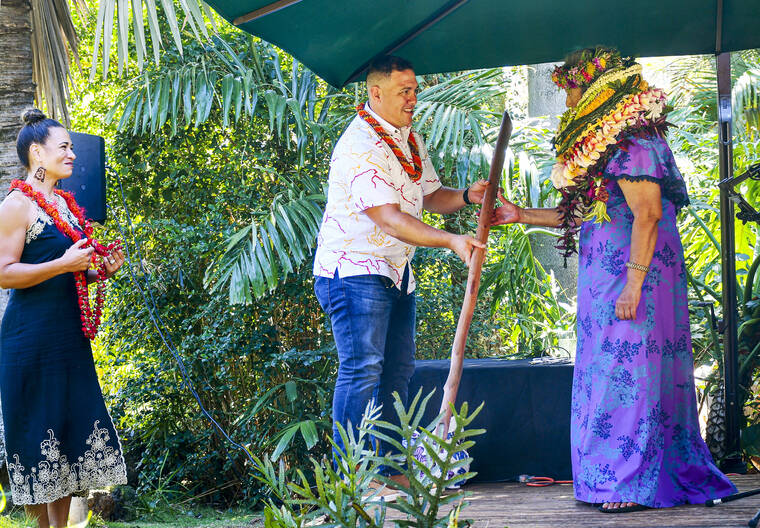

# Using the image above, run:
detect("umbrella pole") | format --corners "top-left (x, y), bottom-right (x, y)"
top-left (716, 51), bottom-right (744, 473)
top-left (437, 111), bottom-right (512, 436)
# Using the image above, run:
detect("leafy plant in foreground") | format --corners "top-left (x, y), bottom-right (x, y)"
top-left (252, 392), bottom-right (484, 528)
top-left (253, 403), bottom-right (385, 528)
top-left (365, 390), bottom-right (484, 528)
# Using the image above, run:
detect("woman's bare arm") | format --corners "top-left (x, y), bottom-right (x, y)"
top-left (614, 179), bottom-right (662, 320)
top-left (491, 190), bottom-right (564, 227)
top-left (0, 194), bottom-right (94, 289)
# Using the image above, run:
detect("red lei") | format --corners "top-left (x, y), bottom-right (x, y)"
top-left (356, 103), bottom-right (422, 182)
top-left (10, 179), bottom-right (120, 340)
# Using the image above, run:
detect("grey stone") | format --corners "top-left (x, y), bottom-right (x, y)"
top-left (88, 489), bottom-right (116, 521)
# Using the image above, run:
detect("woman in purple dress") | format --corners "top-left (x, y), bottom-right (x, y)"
top-left (492, 47), bottom-right (736, 512)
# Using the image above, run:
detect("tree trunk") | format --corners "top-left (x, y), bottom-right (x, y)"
top-left (0, 0), bottom-right (34, 475)
top-left (527, 62), bottom-right (578, 301)
top-left (528, 63), bottom-right (578, 356)
top-left (528, 62), bottom-right (566, 129)
top-left (0, 0), bottom-right (33, 313)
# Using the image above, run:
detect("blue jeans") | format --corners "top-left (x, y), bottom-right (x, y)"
top-left (314, 268), bottom-right (416, 472)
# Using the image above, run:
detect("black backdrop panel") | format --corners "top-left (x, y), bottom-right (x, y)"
top-left (409, 358), bottom-right (574, 482)
top-left (59, 132), bottom-right (106, 224)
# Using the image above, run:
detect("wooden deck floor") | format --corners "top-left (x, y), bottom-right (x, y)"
top-left (395, 475), bottom-right (760, 528)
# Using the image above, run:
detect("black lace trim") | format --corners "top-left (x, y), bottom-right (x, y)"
top-left (604, 173), bottom-right (690, 211)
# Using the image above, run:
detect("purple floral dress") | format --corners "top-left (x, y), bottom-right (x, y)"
top-left (571, 133), bottom-right (737, 507)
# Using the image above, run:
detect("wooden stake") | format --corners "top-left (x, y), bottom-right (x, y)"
top-left (438, 111), bottom-right (513, 436)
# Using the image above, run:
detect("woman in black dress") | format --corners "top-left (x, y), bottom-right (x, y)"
top-left (0, 109), bottom-right (128, 527)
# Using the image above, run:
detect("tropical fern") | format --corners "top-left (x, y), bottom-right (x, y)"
top-left (203, 176), bottom-right (325, 304)
top-left (733, 68), bottom-right (760, 136)
top-left (91, 0), bottom-right (212, 78)
top-left (106, 37), bottom-right (348, 164)
top-left (415, 69), bottom-right (506, 186)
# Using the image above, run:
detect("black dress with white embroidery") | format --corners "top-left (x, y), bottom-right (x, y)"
top-left (0, 192), bottom-right (127, 505)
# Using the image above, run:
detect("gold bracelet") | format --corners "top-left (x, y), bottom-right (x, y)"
top-left (625, 261), bottom-right (649, 273)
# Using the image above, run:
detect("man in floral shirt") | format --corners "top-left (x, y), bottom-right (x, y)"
top-left (313, 55), bottom-right (489, 490)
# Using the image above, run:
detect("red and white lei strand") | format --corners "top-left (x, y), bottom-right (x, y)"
top-left (550, 87), bottom-right (668, 222)
top-left (11, 179), bottom-right (121, 339)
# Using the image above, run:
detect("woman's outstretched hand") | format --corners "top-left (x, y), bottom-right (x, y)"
top-left (490, 189), bottom-right (522, 225)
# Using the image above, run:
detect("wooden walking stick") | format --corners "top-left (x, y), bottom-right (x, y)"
top-left (438, 111), bottom-right (513, 437)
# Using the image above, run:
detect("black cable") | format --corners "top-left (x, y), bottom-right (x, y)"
top-left (106, 165), bottom-right (257, 471)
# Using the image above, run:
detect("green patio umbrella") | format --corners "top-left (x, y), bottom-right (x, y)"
top-left (205, 0), bottom-right (760, 87)
top-left (205, 0), bottom-right (760, 467)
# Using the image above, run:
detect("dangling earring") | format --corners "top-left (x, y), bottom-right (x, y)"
top-left (33, 167), bottom-right (45, 182)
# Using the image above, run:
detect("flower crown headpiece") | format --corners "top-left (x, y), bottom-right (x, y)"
top-left (551, 48), bottom-right (625, 90)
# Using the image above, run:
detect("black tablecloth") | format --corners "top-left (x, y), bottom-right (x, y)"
top-left (409, 358), bottom-right (574, 482)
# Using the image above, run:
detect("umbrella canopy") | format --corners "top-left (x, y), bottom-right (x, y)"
top-left (205, 0), bottom-right (758, 472)
top-left (206, 0), bottom-right (760, 87)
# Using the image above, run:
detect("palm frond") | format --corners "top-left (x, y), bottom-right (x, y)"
top-left (666, 55), bottom-right (717, 114)
top-left (732, 49), bottom-right (760, 80)
top-left (29, 0), bottom-right (86, 125)
top-left (203, 176), bottom-right (326, 304)
top-left (106, 40), bottom-right (349, 161)
top-left (733, 68), bottom-right (760, 136)
top-left (415, 69), bottom-right (506, 186)
top-left (668, 52), bottom-right (760, 132)
top-left (91, 0), bottom-right (210, 80)
top-left (506, 120), bottom-right (557, 207)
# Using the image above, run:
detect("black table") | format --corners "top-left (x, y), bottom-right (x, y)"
top-left (409, 358), bottom-right (574, 482)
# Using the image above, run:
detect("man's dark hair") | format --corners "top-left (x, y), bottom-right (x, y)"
top-left (366, 56), bottom-right (414, 84)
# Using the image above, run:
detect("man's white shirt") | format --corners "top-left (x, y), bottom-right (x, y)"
top-left (312, 103), bottom-right (442, 293)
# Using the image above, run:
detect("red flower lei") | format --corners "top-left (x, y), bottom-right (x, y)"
top-left (10, 179), bottom-right (121, 340)
top-left (356, 103), bottom-right (422, 182)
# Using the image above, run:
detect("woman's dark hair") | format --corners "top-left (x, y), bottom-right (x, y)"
top-left (16, 108), bottom-right (65, 169)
